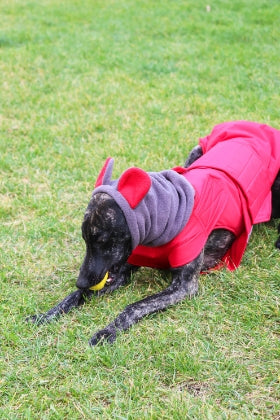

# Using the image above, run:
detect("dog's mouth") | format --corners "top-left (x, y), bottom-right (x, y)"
top-left (89, 272), bottom-right (113, 291)
top-left (89, 272), bottom-right (109, 291)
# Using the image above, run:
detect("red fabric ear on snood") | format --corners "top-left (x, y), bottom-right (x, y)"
top-left (117, 167), bottom-right (151, 208)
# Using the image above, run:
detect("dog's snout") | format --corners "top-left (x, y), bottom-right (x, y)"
top-left (76, 260), bottom-right (93, 289)
top-left (76, 274), bottom-right (90, 290)
top-left (76, 255), bottom-right (108, 290)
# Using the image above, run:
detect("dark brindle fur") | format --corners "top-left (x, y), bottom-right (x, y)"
top-left (28, 146), bottom-right (280, 345)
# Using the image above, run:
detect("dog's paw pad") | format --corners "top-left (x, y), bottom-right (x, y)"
top-left (26, 314), bottom-right (47, 324)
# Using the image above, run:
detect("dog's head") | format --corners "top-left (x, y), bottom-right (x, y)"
top-left (76, 192), bottom-right (132, 290)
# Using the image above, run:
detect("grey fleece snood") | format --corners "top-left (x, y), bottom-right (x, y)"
top-left (93, 159), bottom-right (195, 250)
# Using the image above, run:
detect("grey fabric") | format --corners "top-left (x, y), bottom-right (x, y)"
top-left (93, 161), bottom-right (195, 250)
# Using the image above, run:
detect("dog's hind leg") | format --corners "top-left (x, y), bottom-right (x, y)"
top-left (184, 145), bottom-right (203, 168)
top-left (271, 170), bottom-right (280, 248)
top-left (276, 224), bottom-right (280, 249)
top-left (89, 251), bottom-right (203, 346)
top-left (26, 289), bottom-right (94, 324)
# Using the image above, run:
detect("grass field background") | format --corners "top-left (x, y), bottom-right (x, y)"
top-left (1, 0), bottom-right (280, 418)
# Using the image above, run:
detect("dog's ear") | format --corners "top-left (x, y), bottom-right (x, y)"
top-left (95, 157), bottom-right (114, 187)
top-left (117, 167), bottom-right (151, 209)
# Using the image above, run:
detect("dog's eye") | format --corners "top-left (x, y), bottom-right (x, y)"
top-left (90, 226), bottom-right (99, 237)
top-left (89, 226), bottom-right (107, 243)
top-left (96, 232), bottom-right (110, 244)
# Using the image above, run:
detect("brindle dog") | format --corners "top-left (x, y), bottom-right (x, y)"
top-left (28, 146), bottom-right (280, 346)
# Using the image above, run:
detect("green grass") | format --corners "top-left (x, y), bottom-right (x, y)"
top-left (1, 0), bottom-right (280, 418)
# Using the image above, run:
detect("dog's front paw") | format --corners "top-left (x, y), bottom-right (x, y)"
top-left (26, 314), bottom-right (49, 324)
top-left (89, 325), bottom-right (117, 346)
top-left (26, 313), bottom-right (57, 324)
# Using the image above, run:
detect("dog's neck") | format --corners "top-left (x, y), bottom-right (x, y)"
top-left (93, 169), bottom-right (195, 250)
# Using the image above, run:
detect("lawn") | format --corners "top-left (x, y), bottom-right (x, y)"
top-left (0, 0), bottom-right (280, 418)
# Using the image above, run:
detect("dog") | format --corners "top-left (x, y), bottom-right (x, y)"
top-left (28, 121), bottom-right (280, 346)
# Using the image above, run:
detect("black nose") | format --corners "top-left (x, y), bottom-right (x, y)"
top-left (76, 274), bottom-right (91, 290)
top-left (76, 263), bottom-right (94, 289)
top-left (77, 253), bottom-right (108, 289)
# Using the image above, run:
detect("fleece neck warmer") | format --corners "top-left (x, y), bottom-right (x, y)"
top-left (92, 158), bottom-right (195, 250)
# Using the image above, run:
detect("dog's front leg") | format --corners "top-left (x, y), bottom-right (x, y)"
top-left (27, 289), bottom-right (94, 324)
top-left (89, 251), bottom-right (203, 346)
top-left (27, 264), bottom-right (138, 324)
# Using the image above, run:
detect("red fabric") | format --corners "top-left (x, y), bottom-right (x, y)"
top-left (197, 121), bottom-right (280, 224)
top-left (128, 121), bottom-right (280, 270)
top-left (117, 167), bottom-right (152, 209)
top-left (95, 157), bottom-right (112, 188)
top-left (128, 168), bottom-right (246, 270)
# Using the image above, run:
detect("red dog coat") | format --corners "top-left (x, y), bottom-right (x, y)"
top-left (127, 121), bottom-right (280, 270)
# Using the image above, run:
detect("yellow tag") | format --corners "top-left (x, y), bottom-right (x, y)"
top-left (89, 272), bottom-right (109, 291)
